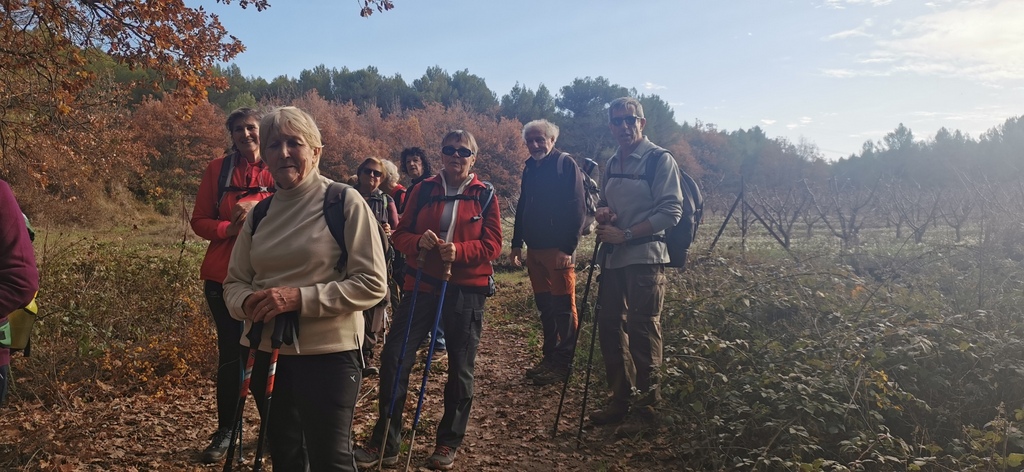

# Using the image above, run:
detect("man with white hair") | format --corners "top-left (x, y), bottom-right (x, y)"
top-left (510, 119), bottom-right (587, 386)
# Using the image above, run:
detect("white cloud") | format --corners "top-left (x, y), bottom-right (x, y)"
top-left (787, 117), bottom-right (815, 129)
top-left (876, 0), bottom-right (1024, 82)
top-left (820, 1), bottom-right (1024, 83)
top-left (826, 18), bottom-right (875, 40)
top-left (644, 82), bottom-right (666, 90)
top-left (821, 68), bottom-right (858, 78)
top-left (823, 0), bottom-right (892, 9)
top-left (761, 119), bottom-right (777, 125)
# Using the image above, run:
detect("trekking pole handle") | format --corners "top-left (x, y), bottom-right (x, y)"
top-left (247, 322), bottom-right (265, 348)
top-left (441, 261), bottom-right (452, 282)
top-left (270, 316), bottom-right (287, 348)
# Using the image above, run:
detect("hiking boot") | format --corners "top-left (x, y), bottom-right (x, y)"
top-left (589, 403), bottom-right (629, 426)
top-left (424, 445), bottom-right (457, 470)
top-left (614, 405), bottom-right (659, 438)
top-left (362, 366), bottom-right (379, 377)
top-left (532, 365), bottom-right (569, 386)
top-left (429, 351), bottom-right (449, 374)
top-left (524, 360), bottom-right (550, 379)
top-left (353, 445), bottom-right (398, 469)
top-left (200, 428), bottom-right (232, 464)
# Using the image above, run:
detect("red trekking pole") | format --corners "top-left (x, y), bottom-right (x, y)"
top-left (222, 322), bottom-right (263, 472)
top-left (252, 313), bottom-right (297, 472)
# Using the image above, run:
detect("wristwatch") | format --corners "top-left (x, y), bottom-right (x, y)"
top-left (623, 228), bottom-right (633, 241)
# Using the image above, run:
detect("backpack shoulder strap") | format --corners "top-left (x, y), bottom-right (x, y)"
top-left (557, 152), bottom-right (568, 178)
top-left (216, 154), bottom-right (236, 210)
top-left (476, 181), bottom-right (495, 220)
top-left (643, 148), bottom-right (672, 186)
top-left (323, 182), bottom-right (350, 272)
top-left (411, 179), bottom-right (496, 229)
top-left (410, 180), bottom-right (439, 233)
top-left (250, 194), bottom-right (274, 236)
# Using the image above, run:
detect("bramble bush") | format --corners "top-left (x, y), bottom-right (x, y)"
top-left (11, 228), bottom-right (214, 406)
top-left (647, 229), bottom-right (1024, 470)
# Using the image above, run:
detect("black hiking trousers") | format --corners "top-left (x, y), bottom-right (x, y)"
top-left (204, 280), bottom-right (244, 432)
top-left (248, 349), bottom-right (362, 472)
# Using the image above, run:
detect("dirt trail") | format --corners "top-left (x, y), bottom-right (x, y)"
top-left (0, 277), bottom-right (677, 471)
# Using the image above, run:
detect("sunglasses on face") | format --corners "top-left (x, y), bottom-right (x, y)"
top-left (610, 115), bottom-right (641, 127)
top-left (441, 145), bottom-right (474, 158)
top-left (360, 168), bottom-right (383, 178)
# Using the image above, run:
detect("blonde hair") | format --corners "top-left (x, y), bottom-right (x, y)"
top-left (259, 106), bottom-right (323, 153)
top-left (380, 159), bottom-right (401, 192)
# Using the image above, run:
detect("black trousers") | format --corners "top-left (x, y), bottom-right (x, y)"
top-left (204, 280), bottom-right (244, 432)
top-left (248, 349), bottom-right (362, 472)
top-left (369, 287), bottom-right (485, 455)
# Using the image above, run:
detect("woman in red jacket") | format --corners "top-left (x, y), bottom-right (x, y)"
top-left (354, 130), bottom-right (502, 471)
top-left (189, 107), bottom-right (274, 464)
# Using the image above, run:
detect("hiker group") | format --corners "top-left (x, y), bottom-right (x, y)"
top-left (184, 96), bottom-right (701, 471)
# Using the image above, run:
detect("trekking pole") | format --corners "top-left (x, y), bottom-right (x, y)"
top-left (378, 250), bottom-right (427, 470)
top-left (222, 322), bottom-right (264, 472)
top-left (552, 242), bottom-right (601, 439)
top-left (403, 260), bottom-right (452, 472)
top-left (235, 321), bottom-right (245, 464)
top-left (576, 252), bottom-right (607, 448)
top-left (253, 314), bottom-right (296, 472)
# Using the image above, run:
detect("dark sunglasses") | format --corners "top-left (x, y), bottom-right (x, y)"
top-left (610, 115), bottom-right (641, 127)
top-left (441, 145), bottom-right (474, 158)
top-left (360, 168), bottom-right (383, 178)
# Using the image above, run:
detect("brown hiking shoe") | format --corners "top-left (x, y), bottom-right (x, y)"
top-left (424, 445), bottom-right (457, 470)
top-left (525, 360), bottom-right (549, 379)
top-left (589, 403), bottom-right (629, 425)
top-left (353, 445), bottom-right (398, 469)
top-left (614, 405), bottom-right (659, 437)
top-left (532, 365), bottom-right (569, 386)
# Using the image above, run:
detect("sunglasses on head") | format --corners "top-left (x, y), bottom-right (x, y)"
top-left (441, 145), bottom-right (474, 158)
top-left (360, 168), bottom-right (383, 178)
top-left (610, 115), bottom-right (641, 127)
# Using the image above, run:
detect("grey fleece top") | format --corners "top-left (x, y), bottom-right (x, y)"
top-left (599, 137), bottom-right (684, 270)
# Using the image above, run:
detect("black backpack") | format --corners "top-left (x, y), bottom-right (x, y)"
top-left (250, 182), bottom-right (391, 274)
top-left (606, 149), bottom-right (703, 270)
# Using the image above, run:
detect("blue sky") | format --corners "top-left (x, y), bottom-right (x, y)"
top-left (197, 0), bottom-right (1023, 160)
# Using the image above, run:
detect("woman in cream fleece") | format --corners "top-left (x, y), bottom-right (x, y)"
top-left (224, 106), bottom-right (388, 472)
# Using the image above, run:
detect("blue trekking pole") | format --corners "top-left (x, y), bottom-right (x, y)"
top-left (378, 249), bottom-right (428, 469)
top-left (403, 260), bottom-right (452, 472)
top-left (553, 242), bottom-right (601, 439)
